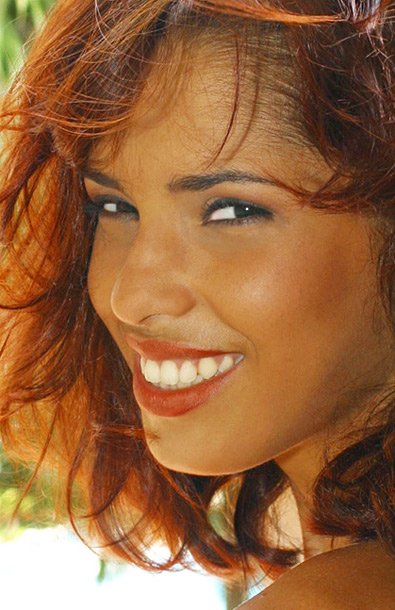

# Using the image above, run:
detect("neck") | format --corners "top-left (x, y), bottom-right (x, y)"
top-left (275, 441), bottom-right (351, 559)
top-left (274, 386), bottom-right (393, 559)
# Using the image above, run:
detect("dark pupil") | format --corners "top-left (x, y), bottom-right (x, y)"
top-left (234, 204), bottom-right (252, 218)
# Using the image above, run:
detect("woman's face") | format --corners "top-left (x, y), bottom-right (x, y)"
top-left (85, 43), bottom-right (394, 477)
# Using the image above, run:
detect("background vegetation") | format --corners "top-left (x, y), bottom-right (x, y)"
top-left (0, 0), bottom-right (54, 86)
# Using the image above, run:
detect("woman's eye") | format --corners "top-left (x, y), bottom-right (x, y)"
top-left (84, 196), bottom-right (138, 220)
top-left (83, 195), bottom-right (272, 226)
top-left (202, 198), bottom-right (273, 226)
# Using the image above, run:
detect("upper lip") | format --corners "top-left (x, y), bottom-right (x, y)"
top-left (124, 336), bottom-right (237, 360)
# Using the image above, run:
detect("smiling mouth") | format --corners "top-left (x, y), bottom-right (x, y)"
top-left (139, 353), bottom-right (244, 390)
top-left (132, 349), bottom-right (243, 417)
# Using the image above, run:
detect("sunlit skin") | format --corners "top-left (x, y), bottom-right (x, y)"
top-left (86, 44), bottom-right (395, 558)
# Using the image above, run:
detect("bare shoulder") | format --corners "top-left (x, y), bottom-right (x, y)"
top-left (238, 541), bottom-right (395, 610)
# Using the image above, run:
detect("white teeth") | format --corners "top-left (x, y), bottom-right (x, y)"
top-left (197, 357), bottom-right (218, 380)
top-left (177, 381), bottom-right (191, 389)
top-left (141, 353), bottom-right (243, 389)
top-left (179, 360), bottom-right (198, 384)
top-left (153, 375), bottom-right (204, 390)
top-left (160, 360), bottom-right (179, 386)
top-left (219, 355), bottom-right (234, 373)
top-left (144, 360), bottom-right (161, 383)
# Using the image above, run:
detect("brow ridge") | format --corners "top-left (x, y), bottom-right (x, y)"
top-left (168, 170), bottom-right (275, 192)
top-left (83, 168), bottom-right (275, 194)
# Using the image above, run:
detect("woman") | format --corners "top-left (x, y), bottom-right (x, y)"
top-left (1, 1), bottom-right (394, 607)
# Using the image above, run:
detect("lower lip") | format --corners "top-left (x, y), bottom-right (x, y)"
top-left (133, 356), bottom-right (241, 417)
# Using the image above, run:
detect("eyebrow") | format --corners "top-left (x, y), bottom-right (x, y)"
top-left (83, 168), bottom-right (276, 193)
top-left (83, 169), bottom-right (124, 191)
top-left (167, 170), bottom-right (276, 192)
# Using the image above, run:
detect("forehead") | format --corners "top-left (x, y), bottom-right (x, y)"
top-left (88, 38), bottom-right (322, 187)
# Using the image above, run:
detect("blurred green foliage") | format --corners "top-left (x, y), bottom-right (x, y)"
top-left (0, 448), bottom-right (55, 540)
top-left (0, 448), bottom-right (112, 583)
top-left (0, 0), bottom-right (55, 86)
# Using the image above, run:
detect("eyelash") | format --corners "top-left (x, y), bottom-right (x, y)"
top-left (84, 196), bottom-right (273, 226)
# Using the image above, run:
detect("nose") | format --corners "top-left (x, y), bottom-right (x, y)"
top-left (110, 222), bottom-right (196, 330)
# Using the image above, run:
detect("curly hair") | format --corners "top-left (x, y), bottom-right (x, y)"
top-left (0, 0), bottom-right (394, 584)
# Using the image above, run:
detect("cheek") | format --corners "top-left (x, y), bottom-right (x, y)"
top-left (205, 221), bottom-right (379, 415)
top-left (87, 229), bottom-right (122, 323)
top-left (204, 239), bottom-right (344, 344)
top-left (222, 220), bottom-right (372, 338)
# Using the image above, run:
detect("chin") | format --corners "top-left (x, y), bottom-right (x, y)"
top-left (147, 442), bottom-right (219, 475)
top-left (145, 437), bottom-right (255, 476)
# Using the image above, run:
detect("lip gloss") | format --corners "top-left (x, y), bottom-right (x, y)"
top-left (132, 353), bottom-right (241, 417)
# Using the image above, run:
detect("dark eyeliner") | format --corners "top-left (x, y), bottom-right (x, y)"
top-left (202, 197), bottom-right (273, 226)
top-left (84, 195), bottom-right (138, 218)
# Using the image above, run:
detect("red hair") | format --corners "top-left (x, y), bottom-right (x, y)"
top-left (1, 0), bottom-right (394, 584)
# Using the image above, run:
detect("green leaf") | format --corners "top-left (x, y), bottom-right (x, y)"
top-left (96, 559), bottom-right (107, 584)
top-left (0, 0), bottom-right (56, 87)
